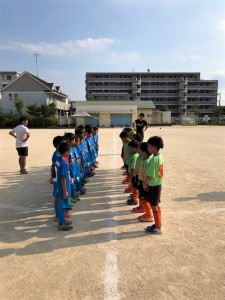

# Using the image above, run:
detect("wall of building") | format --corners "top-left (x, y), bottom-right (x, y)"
top-left (1, 91), bottom-right (47, 114)
top-left (99, 113), bottom-right (110, 127)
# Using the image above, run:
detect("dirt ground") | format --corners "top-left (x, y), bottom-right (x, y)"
top-left (0, 126), bottom-right (225, 300)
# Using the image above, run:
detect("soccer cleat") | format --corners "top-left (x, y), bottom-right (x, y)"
top-left (145, 224), bottom-right (162, 234)
top-left (127, 199), bottom-right (138, 205)
top-left (124, 187), bottom-right (133, 193)
top-left (139, 215), bottom-right (154, 222)
top-left (20, 169), bottom-right (28, 174)
top-left (65, 220), bottom-right (72, 225)
top-left (58, 225), bottom-right (73, 231)
top-left (133, 207), bottom-right (146, 213)
top-left (122, 179), bottom-right (130, 184)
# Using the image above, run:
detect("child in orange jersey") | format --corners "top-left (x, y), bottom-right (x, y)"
top-left (144, 136), bottom-right (164, 234)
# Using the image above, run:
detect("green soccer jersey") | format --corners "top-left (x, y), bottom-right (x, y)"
top-left (123, 140), bottom-right (131, 165)
top-left (134, 156), bottom-right (142, 175)
top-left (139, 156), bottom-right (151, 181)
top-left (129, 153), bottom-right (139, 174)
top-left (147, 154), bottom-right (164, 186)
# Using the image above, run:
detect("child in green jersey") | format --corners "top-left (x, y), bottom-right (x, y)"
top-left (126, 140), bottom-right (140, 205)
top-left (119, 130), bottom-right (131, 184)
top-left (144, 136), bottom-right (164, 234)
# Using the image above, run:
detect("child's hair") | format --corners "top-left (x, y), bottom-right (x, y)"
top-left (133, 133), bottom-right (142, 142)
top-left (85, 124), bottom-right (93, 132)
top-left (123, 127), bottom-right (132, 132)
top-left (85, 127), bottom-right (93, 134)
top-left (139, 113), bottom-right (145, 117)
top-left (93, 126), bottom-right (98, 131)
top-left (75, 128), bottom-right (85, 135)
top-left (139, 142), bottom-right (150, 156)
top-left (119, 130), bottom-right (129, 138)
top-left (128, 140), bottom-right (139, 148)
top-left (52, 135), bottom-right (64, 148)
top-left (19, 116), bottom-right (28, 123)
top-left (147, 136), bottom-right (164, 150)
top-left (77, 125), bottom-right (85, 130)
top-left (58, 141), bottom-right (70, 155)
top-left (74, 134), bottom-right (80, 141)
top-left (64, 132), bottom-right (75, 141)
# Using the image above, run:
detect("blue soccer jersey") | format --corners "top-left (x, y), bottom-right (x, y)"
top-left (55, 157), bottom-right (71, 209)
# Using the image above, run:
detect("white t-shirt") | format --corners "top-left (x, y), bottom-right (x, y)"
top-left (11, 125), bottom-right (29, 148)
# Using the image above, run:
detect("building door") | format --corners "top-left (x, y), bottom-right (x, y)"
top-left (110, 114), bottom-right (132, 127)
top-left (84, 114), bottom-right (99, 126)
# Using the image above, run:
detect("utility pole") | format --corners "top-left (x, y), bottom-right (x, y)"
top-left (33, 53), bottom-right (40, 77)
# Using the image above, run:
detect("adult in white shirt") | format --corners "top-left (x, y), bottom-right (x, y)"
top-left (9, 116), bottom-right (30, 174)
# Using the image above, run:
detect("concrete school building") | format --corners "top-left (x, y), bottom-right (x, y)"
top-left (85, 72), bottom-right (218, 118)
top-left (73, 100), bottom-right (171, 127)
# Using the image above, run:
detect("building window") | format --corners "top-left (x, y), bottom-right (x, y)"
top-left (14, 93), bottom-right (18, 101)
top-left (7, 75), bottom-right (12, 80)
top-left (9, 93), bottom-right (12, 101)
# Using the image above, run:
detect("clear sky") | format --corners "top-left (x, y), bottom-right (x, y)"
top-left (0, 0), bottom-right (225, 104)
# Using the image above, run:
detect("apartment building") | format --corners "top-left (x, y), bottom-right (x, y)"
top-left (0, 71), bottom-right (21, 90)
top-left (86, 72), bottom-right (218, 117)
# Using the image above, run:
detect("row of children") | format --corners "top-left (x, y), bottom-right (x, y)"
top-left (49, 126), bottom-right (99, 231)
top-left (120, 128), bottom-right (164, 234)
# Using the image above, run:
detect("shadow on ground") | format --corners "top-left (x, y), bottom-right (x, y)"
top-left (173, 192), bottom-right (225, 202)
top-left (0, 167), bottom-right (147, 257)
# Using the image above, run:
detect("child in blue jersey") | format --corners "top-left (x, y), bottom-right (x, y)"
top-left (86, 127), bottom-right (97, 172)
top-left (93, 127), bottom-right (99, 167)
top-left (49, 135), bottom-right (64, 221)
top-left (64, 132), bottom-right (78, 204)
top-left (55, 141), bottom-right (73, 231)
top-left (83, 131), bottom-right (94, 177)
top-left (77, 135), bottom-right (86, 185)
top-left (73, 134), bottom-right (85, 195)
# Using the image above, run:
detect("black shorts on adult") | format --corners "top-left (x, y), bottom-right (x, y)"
top-left (16, 147), bottom-right (28, 156)
top-left (147, 185), bottom-right (161, 206)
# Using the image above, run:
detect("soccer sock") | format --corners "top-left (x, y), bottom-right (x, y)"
top-left (153, 207), bottom-right (162, 229)
top-left (142, 202), bottom-right (153, 218)
top-left (133, 189), bottom-right (139, 201)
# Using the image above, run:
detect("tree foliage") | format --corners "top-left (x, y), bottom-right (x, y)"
top-left (160, 105), bottom-right (169, 112)
top-left (14, 97), bottom-right (24, 116)
top-left (27, 102), bottom-right (56, 118)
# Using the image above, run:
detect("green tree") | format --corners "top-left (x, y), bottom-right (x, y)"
top-left (14, 97), bottom-right (24, 116)
top-left (213, 106), bottom-right (224, 123)
top-left (26, 104), bottom-right (41, 117)
top-left (190, 105), bottom-right (201, 116)
top-left (160, 105), bottom-right (169, 112)
top-left (40, 102), bottom-right (56, 118)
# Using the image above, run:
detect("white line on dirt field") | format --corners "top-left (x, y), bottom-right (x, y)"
top-left (103, 131), bottom-right (121, 300)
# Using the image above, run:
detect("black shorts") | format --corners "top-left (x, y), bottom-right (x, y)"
top-left (16, 147), bottom-right (28, 157)
top-left (147, 185), bottom-right (161, 206)
top-left (131, 175), bottom-right (138, 188)
top-left (137, 131), bottom-right (144, 141)
top-left (137, 180), bottom-right (148, 200)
